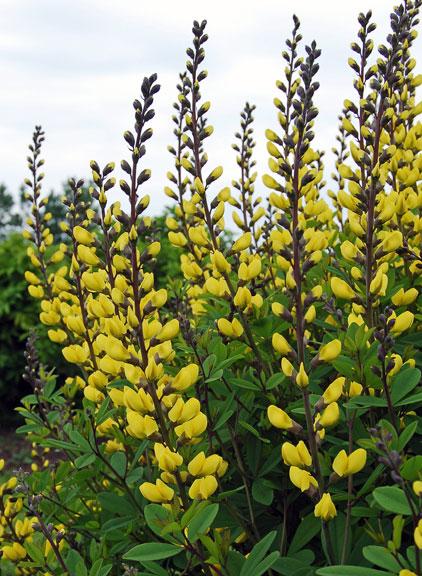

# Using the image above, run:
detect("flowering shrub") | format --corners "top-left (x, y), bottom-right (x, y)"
top-left (1, 3), bottom-right (421, 575)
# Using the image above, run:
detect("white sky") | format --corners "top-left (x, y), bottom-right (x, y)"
top-left (0, 0), bottom-right (420, 213)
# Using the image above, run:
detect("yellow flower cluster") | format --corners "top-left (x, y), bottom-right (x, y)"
top-left (22, 86), bottom-right (225, 510)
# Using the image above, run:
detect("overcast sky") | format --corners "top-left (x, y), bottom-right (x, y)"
top-left (0, 0), bottom-right (419, 213)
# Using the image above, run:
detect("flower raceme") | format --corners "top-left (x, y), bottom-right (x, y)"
top-left (17, 8), bottom-right (422, 575)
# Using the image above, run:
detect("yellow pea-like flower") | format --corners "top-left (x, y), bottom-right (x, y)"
top-left (412, 480), bottom-right (422, 496)
top-left (382, 230), bottom-right (403, 253)
top-left (267, 405), bottom-right (293, 430)
top-left (47, 329), bottom-right (67, 343)
top-left (107, 337), bottom-right (131, 361)
top-left (272, 333), bottom-right (291, 355)
top-left (188, 452), bottom-right (224, 477)
top-left (318, 339), bottom-right (342, 362)
top-left (84, 385), bottom-right (105, 403)
top-left (322, 377), bottom-right (345, 404)
top-left (172, 364), bottom-right (199, 392)
top-left (217, 318), bottom-right (244, 339)
top-left (77, 245), bottom-right (100, 266)
top-left (296, 362), bottom-right (309, 388)
top-left (347, 381), bottom-right (363, 397)
top-left (414, 519), bottom-right (422, 549)
top-left (289, 466), bottom-right (318, 492)
top-left (332, 448), bottom-right (367, 477)
top-left (281, 441), bottom-right (312, 468)
top-left (73, 225), bottom-right (94, 245)
top-left (154, 443), bottom-right (183, 472)
top-left (281, 357), bottom-right (294, 377)
top-left (390, 311), bottom-right (414, 334)
top-left (331, 277), bottom-right (355, 300)
top-left (81, 270), bottom-right (106, 292)
top-left (189, 475), bottom-right (218, 500)
top-left (157, 319), bottom-right (179, 342)
top-left (175, 412), bottom-right (207, 439)
top-left (304, 305), bottom-right (316, 323)
top-left (62, 344), bottom-right (89, 364)
top-left (314, 493), bottom-right (337, 521)
top-left (232, 232), bottom-right (251, 253)
top-left (391, 287), bottom-right (418, 306)
top-left (318, 402), bottom-right (340, 428)
top-left (140, 479), bottom-right (174, 503)
top-left (211, 250), bottom-right (231, 274)
top-left (1, 542), bottom-right (27, 561)
top-left (24, 270), bottom-right (41, 285)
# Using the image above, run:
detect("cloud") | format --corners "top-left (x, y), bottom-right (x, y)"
top-left (0, 0), bottom-right (418, 215)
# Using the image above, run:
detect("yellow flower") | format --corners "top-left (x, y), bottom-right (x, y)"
top-left (267, 405), bottom-right (293, 430)
top-left (281, 441), bottom-right (312, 468)
top-left (414, 519), bottom-right (422, 549)
top-left (48, 329), bottom-right (67, 343)
top-left (382, 230), bottom-right (403, 252)
top-left (399, 570), bottom-right (417, 576)
top-left (331, 277), bottom-right (355, 300)
top-left (154, 443), bottom-right (183, 472)
top-left (77, 245), bottom-right (100, 266)
top-left (81, 270), bottom-right (106, 292)
top-left (332, 448), bottom-right (367, 477)
top-left (217, 318), bottom-right (244, 339)
top-left (1, 542), bottom-right (27, 561)
top-left (175, 412), bottom-right (208, 439)
top-left (188, 452), bottom-right (224, 477)
top-left (412, 480), bottom-right (422, 496)
top-left (172, 364), bottom-right (199, 392)
top-left (318, 339), bottom-right (342, 362)
top-left (73, 225), bottom-right (94, 245)
top-left (232, 232), bottom-right (251, 253)
top-left (323, 377), bottom-right (345, 404)
top-left (140, 479), bottom-right (174, 503)
top-left (62, 345), bottom-right (89, 364)
top-left (390, 311), bottom-right (414, 334)
top-left (289, 466), bottom-right (318, 492)
top-left (296, 363), bottom-right (309, 388)
top-left (157, 319), bottom-right (180, 341)
top-left (281, 357), bottom-right (294, 377)
top-left (189, 475), bottom-right (218, 500)
top-left (272, 332), bottom-right (291, 355)
top-left (211, 250), bottom-right (231, 274)
top-left (314, 493), bottom-right (337, 521)
top-left (318, 402), bottom-right (340, 428)
top-left (392, 287), bottom-right (418, 306)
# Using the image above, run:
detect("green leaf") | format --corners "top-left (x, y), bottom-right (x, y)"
top-left (187, 503), bottom-right (219, 542)
top-left (288, 513), bottom-right (321, 555)
top-left (253, 551), bottom-right (280, 576)
top-left (400, 455), bottom-right (422, 481)
top-left (66, 549), bottom-right (88, 576)
top-left (240, 531), bottom-right (277, 576)
top-left (373, 486), bottom-right (412, 515)
top-left (144, 504), bottom-right (173, 538)
top-left (239, 420), bottom-right (270, 443)
top-left (123, 543), bottom-right (182, 562)
top-left (398, 421), bottom-right (418, 451)
top-left (266, 373), bottom-right (286, 389)
top-left (363, 546), bottom-right (401, 572)
top-left (110, 451), bottom-right (127, 477)
top-left (252, 478), bottom-right (274, 505)
top-left (25, 541), bottom-right (45, 565)
top-left (316, 567), bottom-right (392, 576)
top-left (348, 396), bottom-right (387, 408)
top-left (391, 368), bottom-right (421, 404)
